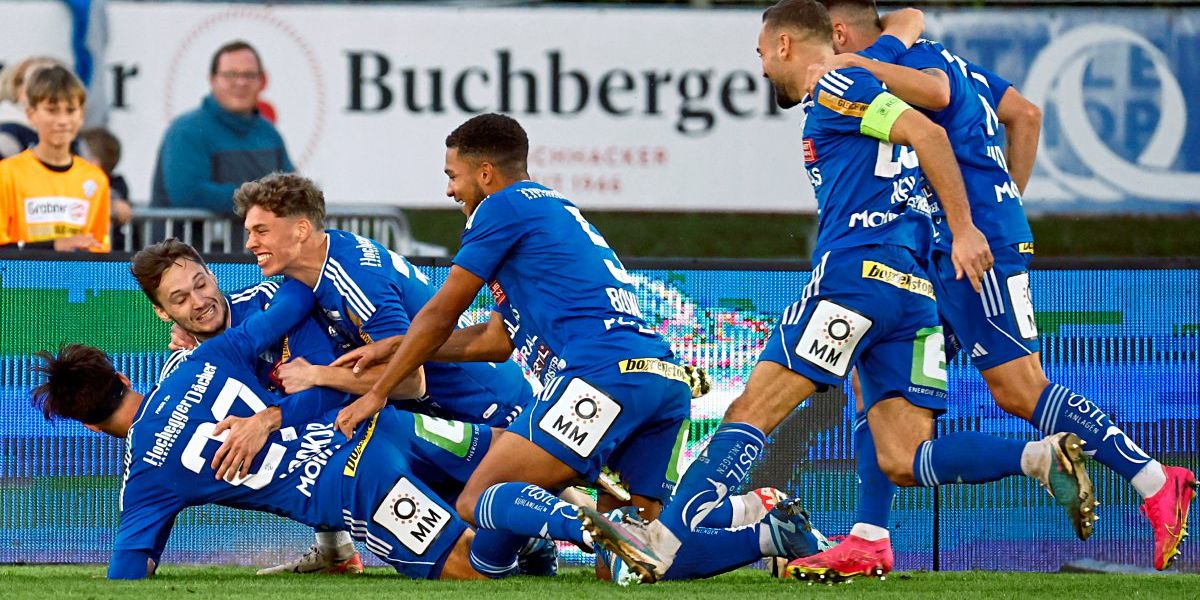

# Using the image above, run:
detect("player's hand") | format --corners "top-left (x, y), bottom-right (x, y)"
top-left (330, 336), bottom-right (402, 373)
top-left (951, 225), bottom-right (994, 293)
top-left (805, 54), bottom-right (862, 96)
top-left (52, 234), bottom-right (98, 252)
top-left (211, 410), bottom-right (276, 482)
top-left (880, 8), bottom-right (925, 47)
top-left (276, 356), bottom-right (319, 393)
top-left (335, 391), bottom-right (386, 438)
top-left (168, 323), bottom-right (199, 351)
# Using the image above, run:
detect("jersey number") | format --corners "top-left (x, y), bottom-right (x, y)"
top-left (180, 378), bottom-right (286, 489)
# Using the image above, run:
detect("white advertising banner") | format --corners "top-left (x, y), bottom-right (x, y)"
top-left (4, 3), bottom-right (1199, 213)
top-left (0, 2), bottom-right (808, 211)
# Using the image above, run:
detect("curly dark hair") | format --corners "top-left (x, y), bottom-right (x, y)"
top-left (233, 172), bottom-right (326, 229)
top-left (130, 238), bottom-right (208, 307)
top-left (445, 113), bottom-right (529, 177)
top-left (31, 344), bottom-right (126, 425)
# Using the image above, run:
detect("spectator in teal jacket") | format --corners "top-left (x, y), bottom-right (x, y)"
top-left (150, 41), bottom-right (293, 218)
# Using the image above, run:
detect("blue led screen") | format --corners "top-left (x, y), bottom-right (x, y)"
top-left (0, 258), bottom-right (1196, 572)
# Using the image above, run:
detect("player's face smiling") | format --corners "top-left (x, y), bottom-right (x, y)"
top-left (444, 147), bottom-right (487, 216)
top-left (244, 206), bottom-right (305, 277)
top-left (757, 26), bottom-right (803, 109)
top-left (154, 259), bottom-right (226, 337)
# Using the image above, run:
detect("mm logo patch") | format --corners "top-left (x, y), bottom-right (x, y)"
top-left (372, 477), bottom-right (451, 555)
top-left (796, 300), bottom-right (873, 377)
top-left (538, 379), bottom-right (621, 458)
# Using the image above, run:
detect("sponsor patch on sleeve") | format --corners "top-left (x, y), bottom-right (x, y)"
top-left (803, 138), bottom-right (818, 164)
top-left (818, 93), bottom-right (869, 118)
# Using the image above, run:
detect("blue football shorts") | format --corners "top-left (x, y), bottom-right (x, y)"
top-left (930, 243), bottom-right (1040, 371)
top-left (758, 245), bottom-right (949, 414)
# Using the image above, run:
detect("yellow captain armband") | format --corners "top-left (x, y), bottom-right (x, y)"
top-left (859, 92), bottom-right (911, 142)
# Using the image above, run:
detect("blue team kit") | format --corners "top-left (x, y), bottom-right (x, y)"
top-left (453, 181), bottom-right (693, 501)
top-left (864, 35), bottom-right (1041, 370)
top-left (113, 289), bottom-right (494, 579)
top-left (757, 66), bottom-right (948, 413)
top-left (311, 229), bottom-right (533, 426)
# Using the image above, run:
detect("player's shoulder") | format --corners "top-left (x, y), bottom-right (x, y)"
top-left (157, 348), bottom-right (193, 383)
top-left (325, 229), bottom-right (392, 276)
top-left (229, 280), bottom-right (281, 307)
top-left (812, 67), bottom-right (884, 118)
top-left (463, 188), bottom-right (525, 232)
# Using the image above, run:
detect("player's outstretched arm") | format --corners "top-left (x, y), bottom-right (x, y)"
top-left (996, 86), bottom-right (1042, 195)
top-left (888, 108), bottom-right (993, 291)
top-left (431, 311), bottom-right (516, 362)
top-left (333, 311), bottom-right (514, 371)
top-left (828, 55), bottom-right (950, 111)
top-left (880, 8), bottom-right (925, 47)
top-left (278, 356), bottom-right (427, 399)
top-left (335, 265), bottom-right (485, 438)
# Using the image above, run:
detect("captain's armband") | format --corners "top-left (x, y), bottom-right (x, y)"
top-left (860, 92), bottom-right (911, 142)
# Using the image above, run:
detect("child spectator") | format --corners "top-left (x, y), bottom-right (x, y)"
top-left (0, 56), bottom-right (62, 159)
top-left (0, 65), bottom-right (110, 252)
top-left (79, 127), bottom-right (133, 249)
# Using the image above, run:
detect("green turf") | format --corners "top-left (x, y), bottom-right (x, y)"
top-left (2, 566), bottom-right (1197, 599)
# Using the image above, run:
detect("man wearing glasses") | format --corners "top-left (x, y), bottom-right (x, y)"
top-left (150, 40), bottom-right (294, 241)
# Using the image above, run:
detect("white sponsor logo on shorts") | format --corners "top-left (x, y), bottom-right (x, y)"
top-left (538, 379), bottom-right (621, 458)
top-left (372, 477), bottom-right (451, 556)
top-left (796, 300), bottom-right (873, 377)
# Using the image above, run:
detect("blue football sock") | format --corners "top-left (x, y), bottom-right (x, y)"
top-left (474, 482), bottom-right (588, 546)
top-left (657, 422), bottom-right (767, 540)
top-left (1032, 383), bottom-right (1151, 481)
top-left (662, 525), bottom-right (763, 580)
top-left (468, 528), bottom-right (523, 579)
top-left (854, 412), bottom-right (895, 528)
top-left (911, 432), bottom-right (1025, 486)
top-left (696, 501), bottom-right (734, 528)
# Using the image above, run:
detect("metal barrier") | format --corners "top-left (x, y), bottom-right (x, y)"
top-left (121, 205), bottom-right (447, 256)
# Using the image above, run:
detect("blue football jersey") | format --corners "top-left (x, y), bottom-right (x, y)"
top-left (110, 289), bottom-right (351, 578)
top-left (802, 67), bottom-right (929, 259)
top-left (863, 35), bottom-right (1032, 248)
top-left (227, 280), bottom-right (339, 393)
top-left (311, 229), bottom-right (530, 425)
top-left (490, 281), bottom-right (564, 387)
top-left (452, 181), bottom-right (674, 380)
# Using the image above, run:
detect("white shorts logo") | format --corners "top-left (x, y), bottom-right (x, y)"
top-left (1006, 273), bottom-right (1038, 340)
top-left (796, 300), bottom-right (873, 377)
top-left (372, 477), bottom-right (451, 556)
top-left (538, 379), bottom-right (621, 458)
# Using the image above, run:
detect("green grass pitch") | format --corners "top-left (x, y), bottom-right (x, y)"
top-left (3, 566), bottom-right (1197, 599)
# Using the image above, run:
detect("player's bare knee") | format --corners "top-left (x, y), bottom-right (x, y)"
top-left (877, 448), bottom-right (918, 487)
top-left (455, 490), bottom-right (480, 525)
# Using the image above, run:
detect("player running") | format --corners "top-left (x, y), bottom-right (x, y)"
top-left (578, 0), bottom-right (1095, 584)
top-left (789, 1), bottom-right (1197, 577)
